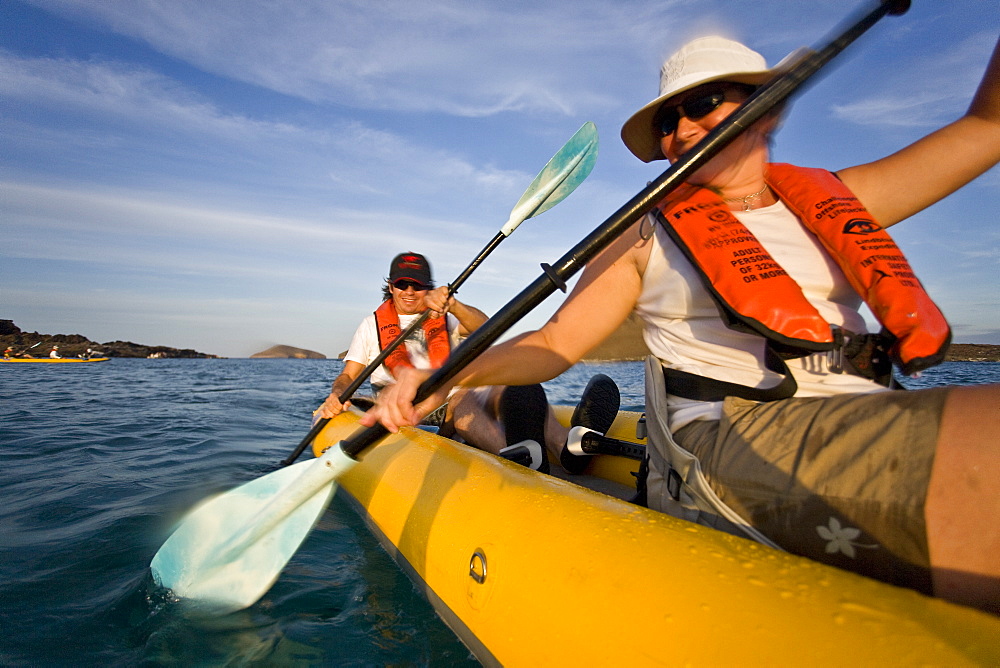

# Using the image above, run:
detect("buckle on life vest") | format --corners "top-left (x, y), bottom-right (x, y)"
top-left (827, 326), bottom-right (896, 387)
top-left (826, 326), bottom-right (848, 374)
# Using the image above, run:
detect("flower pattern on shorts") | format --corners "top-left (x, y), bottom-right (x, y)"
top-left (817, 517), bottom-right (878, 558)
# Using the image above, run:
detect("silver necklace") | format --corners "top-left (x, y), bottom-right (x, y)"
top-left (723, 184), bottom-right (769, 212)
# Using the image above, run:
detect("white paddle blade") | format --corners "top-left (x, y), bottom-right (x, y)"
top-left (150, 444), bottom-right (356, 614)
top-left (501, 121), bottom-right (599, 236)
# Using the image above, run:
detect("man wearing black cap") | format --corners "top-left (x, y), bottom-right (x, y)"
top-left (317, 252), bottom-right (484, 408)
top-left (315, 252), bottom-right (566, 471)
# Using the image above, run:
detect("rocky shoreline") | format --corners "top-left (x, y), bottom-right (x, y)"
top-left (5, 318), bottom-right (999, 362)
top-left (0, 320), bottom-right (219, 359)
top-left (945, 343), bottom-right (1000, 362)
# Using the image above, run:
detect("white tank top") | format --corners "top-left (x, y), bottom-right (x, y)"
top-left (635, 199), bottom-right (886, 430)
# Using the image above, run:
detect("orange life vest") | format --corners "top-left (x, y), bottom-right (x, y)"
top-left (373, 300), bottom-right (451, 375)
top-left (654, 163), bottom-right (950, 377)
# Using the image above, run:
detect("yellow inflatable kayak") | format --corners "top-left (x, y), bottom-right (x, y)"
top-left (312, 407), bottom-right (1000, 666)
top-left (1, 357), bottom-right (109, 363)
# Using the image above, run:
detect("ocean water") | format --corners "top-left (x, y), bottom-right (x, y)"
top-left (1, 358), bottom-right (997, 666)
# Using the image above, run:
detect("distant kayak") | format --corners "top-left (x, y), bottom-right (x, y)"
top-left (1, 357), bottom-right (110, 364)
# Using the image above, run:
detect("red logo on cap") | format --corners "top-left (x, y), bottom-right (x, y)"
top-left (398, 255), bottom-right (423, 268)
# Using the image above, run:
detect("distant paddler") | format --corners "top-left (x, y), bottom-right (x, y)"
top-left (6, 341), bottom-right (43, 358)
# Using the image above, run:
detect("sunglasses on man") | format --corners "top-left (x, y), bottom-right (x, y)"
top-left (656, 85), bottom-right (754, 136)
top-left (392, 279), bottom-right (429, 291)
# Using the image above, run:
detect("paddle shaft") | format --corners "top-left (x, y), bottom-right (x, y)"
top-left (15, 341), bottom-right (43, 356)
top-left (339, 0), bottom-right (909, 461)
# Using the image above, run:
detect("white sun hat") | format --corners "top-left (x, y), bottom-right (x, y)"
top-left (620, 36), bottom-right (776, 163)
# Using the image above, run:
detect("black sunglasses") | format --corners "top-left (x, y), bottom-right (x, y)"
top-left (392, 279), bottom-right (429, 291)
top-left (657, 83), bottom-right (758, 137)
top-left (656, 89), bottom-right (729, 136)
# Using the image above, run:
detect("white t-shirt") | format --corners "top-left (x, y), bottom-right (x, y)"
top-left (635, 200), bottom-right (887, 431)
top-left (344, 311), bottom-right (463, 391)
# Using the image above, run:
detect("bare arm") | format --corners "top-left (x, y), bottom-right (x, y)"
top-left (838, 36), bottom-right (1000, 227)
top-left (315, 359), bottom-right (366, 418)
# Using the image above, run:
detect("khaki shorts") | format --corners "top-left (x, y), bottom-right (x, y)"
top-left (674, 387), bottom-right (951, 593)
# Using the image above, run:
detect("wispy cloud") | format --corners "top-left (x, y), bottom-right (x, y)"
top-left (0, 180), bottom-right (494, 273)
top-left (1, 48), bottom-right (540, 210)
top-left (24, 0), bottom-right (669, 116)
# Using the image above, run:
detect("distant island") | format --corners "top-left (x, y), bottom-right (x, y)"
top-left (250, 345), bottom-right (326, 359)
top-left (1, 320), bottom-right (219, 359)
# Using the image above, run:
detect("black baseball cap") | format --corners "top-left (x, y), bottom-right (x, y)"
top-left (388, 252), bottom-right (434, 288)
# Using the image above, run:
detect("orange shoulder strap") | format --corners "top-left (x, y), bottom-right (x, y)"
top-left (373, 300), bottom-right (451, 376)
top-left (767, 163), bottom-right (950, 374)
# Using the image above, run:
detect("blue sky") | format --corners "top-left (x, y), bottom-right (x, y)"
top-left (3, 0), bottom-right (998, 358)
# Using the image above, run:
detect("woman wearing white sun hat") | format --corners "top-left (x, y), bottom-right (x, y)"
top-left (366, 34), bottom-right (1000, 614)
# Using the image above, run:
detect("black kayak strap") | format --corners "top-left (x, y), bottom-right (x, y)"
top-left (662, 344), bottom-right (798, 402)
